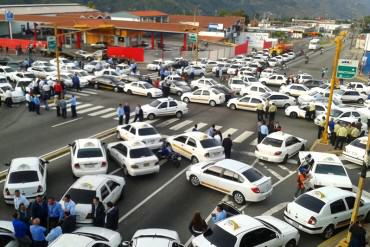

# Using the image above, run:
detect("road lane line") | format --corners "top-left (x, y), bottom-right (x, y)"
top-left (109, 168), bottom-right (122, 175)
top-left (88, 108), bottom-right (115, 116)
top-left (51, 117), bottom-right (83, 128)
top-left (156, 118), bottom-right (179, 127)
top-left (185, 122), bottom-right (207, 132)
top-left (222, 128), bottom-right (238, 138)
top-left (78, 106), bottom-right (104, 114)
top-left (80, 89), bottom-right (98, 95)
top-left (264, 166), bottom-right (283, 180)
top-left (170, 120), bottom-right (193, 130)
top-left (250, 138), bottom-right (258, 145)
top-left (71, 92), bottom-right (89, 96)
top-left (76, 103), bottom-right (93, 110)
top-left (215, 125), bottom-right (223, 130)
top-left (233, 130), bottom-right (254, 143)
top-left (262, 202), bottom-right (289, 216)
top-left (145, 119), bottom-right (160, 124)
top-left (118, 167), bottom-right (188, 223)
top-left (278, 165), bottom-right (295, 173)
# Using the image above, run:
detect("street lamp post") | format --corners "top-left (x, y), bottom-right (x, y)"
top-left (54, 25), bottom-right (62, 97)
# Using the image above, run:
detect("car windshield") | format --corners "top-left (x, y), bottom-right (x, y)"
top-left (143, 83), bottom-right (153, 89)
top-left (0, 85), bottom-right (13, 91)
top-left (262, 137), bottom-right (283, 147)
top-left (66, 188), bottom-right (96, 204)
top-left (211, 88), bottom-right (222, 95)
top-left (24, 73), bottom-right (35, 78)
top-left (350, 138), bottom-right (366, 149)
top-left (138, 127), bottom-right (158, 136)
top-left (77, 148), bottom-right (103, 158)
top-left (130, 148), bottom-right (153, 158)
top-left (4, 68), bottom-right (15, 73)
top-left (331, 109), bottom-right (343, 117)
top-left (242, 168), bottom-right (263, 182)
top-left (44, 67), bottom-right (54, 72)
top-left (295, 194), bottom-right (325, 213)
top-left (173, 81), bottom-right (188, 86)
top-left (248, 77), bottom-right (258, 82)
top-left (149, 100), bottom-right (161, 107)
top-left (8, 171), bottom-right (39, 183)
top-left (203, 224), bottom-right (237, 247)
top-left (315, 164), bottom-right (347, 176)
top-left (200, 139), bottom-right (219, 148)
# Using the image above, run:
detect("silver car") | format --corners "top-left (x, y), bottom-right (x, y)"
top-left (163, 80), bottom-right (191, 96)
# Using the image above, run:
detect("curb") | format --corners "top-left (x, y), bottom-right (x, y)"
top-left (0, 127), bottom-right (116, 180)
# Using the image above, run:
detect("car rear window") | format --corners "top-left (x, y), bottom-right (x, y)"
top-left (315, 164), bottom-right (346, 176)
top-left (138, 127), bottom-right (158, 136)
top-left (200, 139), bottom-right (219, 148)
top-left (130, 148), bottom-right (153, 158)
top-left (242, 168), bottom-right (263, 182)
top-left (350, 139), bottom-right (366, 149)
top-left (8, 171), bottom-right (39, 183)
top-left (67, 188), bottom-right (96, 204)
top-left (77, 148), bottom-right (103, 158)
top-left (262, 137), bottom-right (283, 147)
top-left (203, 224), bottom-right (237, 247)
top-left (295, 194), bottom-right (325, 213)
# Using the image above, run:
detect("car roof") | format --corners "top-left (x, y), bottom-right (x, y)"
top-left (10, 157), bottom-right (40, 172)
top-left (217, 214), bottom-right (263, 236)
top-left (265, 131), bottom-right (293, 140)
top-left (305, 186), bottom-right (354, 203)
top-left (75, 139), bottom-right (101, 149)
top-left (126, 122), bottom-right (155, 128)
top-left (133, 228), bottom-right (179, 241)
top-left (308, 152), bottom-right (342, 165)
top-left (214, 159), bottom-right (251, 172)
top-left (179, 131), bottom-right (211, 140)
top-left (74, 227), bottom-right (120, 242)
top-left (112, 140), bottom-right (147, 149)
top-left (71, 175), bottom-right (108, 191)
top-left (154, 97), bottom-right (176, 102)
top-left (49, 234), bottom-right (93, 247)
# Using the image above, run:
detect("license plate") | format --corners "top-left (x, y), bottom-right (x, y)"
top-left (143, 163), bottom-right (150, 167)
top-left (85, 163), bottom-right (95, 168)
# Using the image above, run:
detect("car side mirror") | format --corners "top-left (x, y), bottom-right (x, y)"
top-left (121, 241), bottom-right (131, 247)
top-left (68, 143), bottom-right (73, 147)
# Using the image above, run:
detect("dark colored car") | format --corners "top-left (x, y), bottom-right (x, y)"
top-left (172, 60), bottom-right (189, 69)
top-left (91, 75), bottom-right (125, 92)
top-left (211, 84), bottom-right (235, 102)
top-left (303, 79), bottom-right (327, 89)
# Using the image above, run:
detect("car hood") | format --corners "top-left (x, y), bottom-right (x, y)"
top-left (312, 173), bottom-right (352, 189)
top-left (141, 104), bottom-right (155, 112)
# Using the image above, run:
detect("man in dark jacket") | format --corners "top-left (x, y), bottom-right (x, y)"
top-left (61, 211), bottom-right (76, 233)
top-left (123, 103), bottom-right (130, 124)
top-left (72, 73), bottom-right (80, 92)
top-left (30, 196), bottom-right (48, 227)
top-left (105, 202), bottom-right (119, 230)
top-left (222, 134), bottom-right (233, 159)
top-left (91, 197), bottom-right (105, 227)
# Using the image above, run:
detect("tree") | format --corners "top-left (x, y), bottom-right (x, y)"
top-left (86, 0), bottom-right (96, 9)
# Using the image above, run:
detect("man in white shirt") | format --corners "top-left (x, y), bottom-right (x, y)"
top-left (14, 190), bottom-right (29, 210)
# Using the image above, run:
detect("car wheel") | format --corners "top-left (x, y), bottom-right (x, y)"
top-left (114, 87), bottom-right (119, 93)
top-left (94, 83), bottom-right (99, 89)
top-left (209, 100), bottom-right (216, 107)
top-left (322, 225), bottom-right (335, 239)
top-left (190, 175), bottom-right (200, 186)
top-left (176, 111), bottom-right (183, 118)
top-left (123, 166), bottom-right (129, 176)
top-left (358, 99), bottom-right (364, 104)
top-left (147, 93), bottom-right (152, 98)
top-left (261, 81), bottom-right (266, 85)
top-left (191, 156), bottom-right (199, 164)
top-left (127, 89), bottom-right (132, 95)
top-left (183, 97), bottom-right (190, 103)
top-left (147, 113), bottom-right (155, 120)
top-left (233, 191), bottom-right (246, 205)
top-left (289, 112), bottom-right (298, 118)
top-left (200, 73), bottom-right (204, 77)
top-left (284, 103), bottom-right (290, 109)
top-left (176, 91), bottom-right (182, 97)
top-left (286, 240), bottom-right (296, 247)
top-left (229, 104), bottom-right (237, 110)
top-left (282, 154), bottom-right (288, 163)
top-left (300, 144), bottom-right (305, 151)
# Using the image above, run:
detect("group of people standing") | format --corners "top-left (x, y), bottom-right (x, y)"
top-left (256, 101), bottom-right (280, 143)
top-left (116, 103), bottom-right (143, 125)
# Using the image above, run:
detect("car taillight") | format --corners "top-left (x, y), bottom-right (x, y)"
top-left (5, 188), bottom-right (10, 196)
top-left (101, 161), bottom-right (107, 167)
top-left (37, 185), bottom-right (43, 193)
top-left (74, 163), bottom-right (80, 169)
top-left (274, 151), bottom-right (282, 155)
top-left (308, 216), bottom-right (317, 225)
top-left (204, 153), bottom-right (210, 158)
top-left (251, 187), bottom-right (260, 193)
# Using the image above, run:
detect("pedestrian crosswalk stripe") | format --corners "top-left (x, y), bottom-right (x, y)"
top-left (222, 128), bottom-right (238, 138)
top-left (250, 138), bottom-right (258, 145)
top-left (76, 103), bottom-right (93, 110)
top-left (88, 108), bottom-right (115, 116)
top-left (262, 165), bottom-right (284, 180)
top-left (146, 119), bottom-right (160, 124)
top-left (71, 92), bottom-right (90, 97)
top-left (215, 125), bottom-right (223, 130)
top-left (78, 106), bottom-right (104, 114)
top-left (156, 118), bottom-right (180, 127)
top-left (100, 111), bottom-right (118, 119)
top-left (233, 130), bottom-right (254, 143)
top-left (278, 165), bottom-right (295, 173)
top-left (170, 120), bottom-right (193, 130)
top-left (64, 94), bottom-right (81, 99)
top-left (185, 122), bottom-right (207, 132)
top-left (81, 89), bottom-right (98, 95)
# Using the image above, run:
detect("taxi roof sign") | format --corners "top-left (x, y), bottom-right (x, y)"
top-left (227, 219), bottom-right (240, 230)
top-left (313, 191), bottom-right (325, 199)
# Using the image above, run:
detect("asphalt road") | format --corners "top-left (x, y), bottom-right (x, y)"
top-left (0, 42), bottom-right (367, 246)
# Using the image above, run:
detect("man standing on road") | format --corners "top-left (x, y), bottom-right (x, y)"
top-left (207, 124), bottom-right (216, 137)
top-left (308, 101), bottom-right (315, 120)
top-left (47, 197), bottom-right (64, 229)
top-left (30, 195), bottom-right (48, 227)
top-left (54, 96), bottom-right (60, 117)
top-left (259, 120), bottom-right (269, 143)
top-left (61, 211), bottom-right (76, 233)
top-left (70, 95), bottom-right (77, 118)
top-left (294, 168), bottom-right (309, 198)
top-left (72, 73), bottom-right (81, 92)
top-left (192, 124), bottom-right (198, 132)
top-left (335, 123), bottom-right (348, 150)
top-left (62, 194), bottom-right (76, 216)
top-left (117, 104), bottom-right (124, 125)
top-left (91, 197), bottom-right (105, 227)
top-left (268, 102), bottom-right (277, 121)
top-left (105, 202), bottom-right (119, 231)
top-left (12, 212), bottom-right (32, 247)
top-left (59, 97), bottom-right (67, 119)
top-left (318, 116), bottom-right (325, 139)
top-left (14, 190), bottom-right (29, 210)
top-left (54, 82), bottom-right (62, 97)
top-left (256, 101), bottom-right (264, 121)
top-left (133, 104), bottom-right (143, 122)
top-left (26, 92), bottom-right (32, 112)
top-left (30, 218), bottom-right (47, 247)
top-left (222, 134), bottom-right (233, 159)
top-left (124, 102), bottom-right (131, 124)
top-left (33, 95), bottom-right (41, 115)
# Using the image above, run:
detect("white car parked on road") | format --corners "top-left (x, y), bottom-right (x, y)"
top-left (142, 98), bottom-right (188, 120)
top-left (259, 74), bottom-right (287, 86)
top-left (240, 84), bottom-right (272, 97)
top-left (190, 77), bottom-right (220, 90)
top-left (181, 88), bottom-right (225, 107)
top-left (279, 84), bottom-right (310, 97)
top-left (122, 229), bottom-right (182, 247)
top-left (227, 95), bottom-right (266, 112)
top-left (262, 92), bottom-right (296, 108)
top-left (124, 81), bottom-right (163, 98)
top-left (343, 136), bottom-right (367, 166)
top-left (0, 82), bottom-right (26, 103)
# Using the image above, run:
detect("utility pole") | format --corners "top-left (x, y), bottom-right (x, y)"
top-left (54, 25), bottom-right (62, 97)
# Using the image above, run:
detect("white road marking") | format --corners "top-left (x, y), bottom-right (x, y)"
top-left (250, 138), bottom-right (258, 145)
top-left (185, 122), bottom-right (207, 132)
top-left (278, 165), bottom-right (295, 174)
top-left (262, 202), bottom-right (289, 216)
top-left (109, 167), bottom-right (122, 175)
top-left (71, 92), bottom-right (89, 97)
top-left (156, 118), bottom-right (179, 127)
top-left (81, 89), bottom-right (98, 95)
top-left (76, 103), bottom-right (93, 110)
top-left (145, 119), bottom-right (160, 124)
top-left (51, 117), bottom-right (83, 127)
top-left (88, 108), bottom-right (115, 116)
top-left (233, 130), bottom-right (254, 143)
top-left (78, 106), bottom-right (104, 114)
top-left (100, 111), bottom-right (119, 118)
top-left (263, 165), bottom-right (284, 180)
top-left (215, 125), bottom-right (223, 130)
top-left (170, 120), bottom-right (193, 130)
top-left (222, 128), bottom-right (238, 138)
top-left (118, 166), bottom-right (188, 223)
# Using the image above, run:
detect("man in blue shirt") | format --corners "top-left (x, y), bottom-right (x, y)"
top-left (12, 212), bottom-right (32, 247)
top-left (47, 197), bottom-right (64, 229)
top-left (33, 95), bottom-right (41, 115)
top-left (62, 194), bottom-right (76, 216)
top-left (70, 95), bottom-right (77, 118)
top-left (45, 224), bottom-right (62, 244)
top-left (116, 104), bottom-right (124, 125)
top-left (72, 73), bottom-right (80, 92)
top-left (30, 218), bottom-right (47, 247)
top-left (259, 120), bottom-right (269, 143)
top-left (211, 205), bottom-right (227, 223)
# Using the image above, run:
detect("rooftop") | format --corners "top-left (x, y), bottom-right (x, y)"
top-left (0, 3), bottom-right (97, 15)
top-left (129, 10), bottom-right (168, 17)
top-left (169, 15), bottom-right (244, 29)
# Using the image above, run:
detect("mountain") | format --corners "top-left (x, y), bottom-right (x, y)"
top-left (3, 0), bottom-right (370, 19)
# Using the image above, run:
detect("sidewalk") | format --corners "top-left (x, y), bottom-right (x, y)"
top-left (318, 224), bottom-right (370, 247)
top-left (310, 139), bottom-right (343, 155)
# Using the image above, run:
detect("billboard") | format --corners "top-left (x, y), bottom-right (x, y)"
top-left (243, 32), bottom-right (270, 48)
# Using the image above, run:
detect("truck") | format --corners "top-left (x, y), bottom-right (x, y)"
top-left (308, 38), bottom-right (320, 50)
top-left (269, 43), bottom-right (293, 56)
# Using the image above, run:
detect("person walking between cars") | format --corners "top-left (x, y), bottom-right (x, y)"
top-left (189, 212), bottom-right (208, 237)
top-left (259, 120), bottom-right (269, 143)
top-left (14, 190), bottom-right (30, 210)
top-left (222, 134), bottom-right (233, 159)
top-left (117, 104), bottom-right (124, 125)
top-left (332, 121), bottom-right (340, 146)
top-left (335, 124), bottom-right (348, 150)
top-left (268, 102), bottom-right (277, 121)
top-left (91, 197), bottom-right (105, 227)
top-left (72, 73), bottom-right (81, 92)
top-left (30, 195), bottom-right (48, 227)
top-left (105, 202), bottom-right (119, 231)
top-left (207, 124), bottom-right (216, 137)
top-left (12, 212), bottom-right (32, 247)
top-left (26, 92), bottom-right (32, 112)
top-left (294, 168), bottom-right (309, 198)
top-left (47, 198), bottom-right (64, 230)
top-left (133, 104), bottom-right (143, 122)
top-left (328, 118), bottom-right (335, 144)
top-left (264, 100), bottom-right (269, 119)
top-left (257, 101), bottom-right (264, 121)
top-left (124, 102), bottom-right (131, 124)
top-left (59, 98), bottom-right (67, 119)
top-left (70, 95), bottom-right (77, 118)
top-left (349, 123), bottom-right (360, 144)
top-left (33, 95), bottom-right (41, 115)
top-left (54, 82), bottom-right (62, 98)
top-left (308, 101), bottom-right (315, 120)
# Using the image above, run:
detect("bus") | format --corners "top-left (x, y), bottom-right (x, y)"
top-left (308, 38), bottom-right (320, 50)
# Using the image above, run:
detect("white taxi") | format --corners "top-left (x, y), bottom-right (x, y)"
top-left (186, 159), bottom-right (272, 204)
top-left (285, 103), bottom-right (329, 119)
top-left (69, 139), bottom-right (108, 178)
top-left (3, 157), bottom-right (48, 204)
top-left (227, 77), bottom-right (250, 94)
top-left (314, 109), bottom-right (361, 126)
top-left (190, 77), bottom-right (220, 90)
top-left (279, 84), bottom-right (310, 97)
top-left (141, 98), bottom-right (189, 120)
top-left (122, 229), bottom-right (181, 247)
top-left (298, 152), bottom-right (352, 191)
top-left (49, 227), bottom-right (122, 247)
top-left (124, 81), bottom-right (163, 98)
top-left (106, 141), bottom-right (159, 176)
top-left (284, 187), bottom-right (370, 239)
top-left (260, 68), bottom-right (279, 78)
top-left (192, 214), bottom-right (299, 247)
top-left (0, 221), bottom-right (16, 247)
top-left (60, 175), bottom-right (125, 224)
top-left (167, 132), bottom-right (225, 164)
top-left (239, 84), bottom-right (272, 97)
top-left (181, 88), bottom-right (225, 107)
top-left (259, 74), bottom-right (287, 86)
top-left (255, 132), bottom-right (307, 163)
top-left (227, 95), bottom-right (266, 111)
top-left (262, 92), bottom-right (296, 108)
top-left (343, 136), bottom-right (367, 165)
top-left (116, 122), bottom-right (163, 149)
